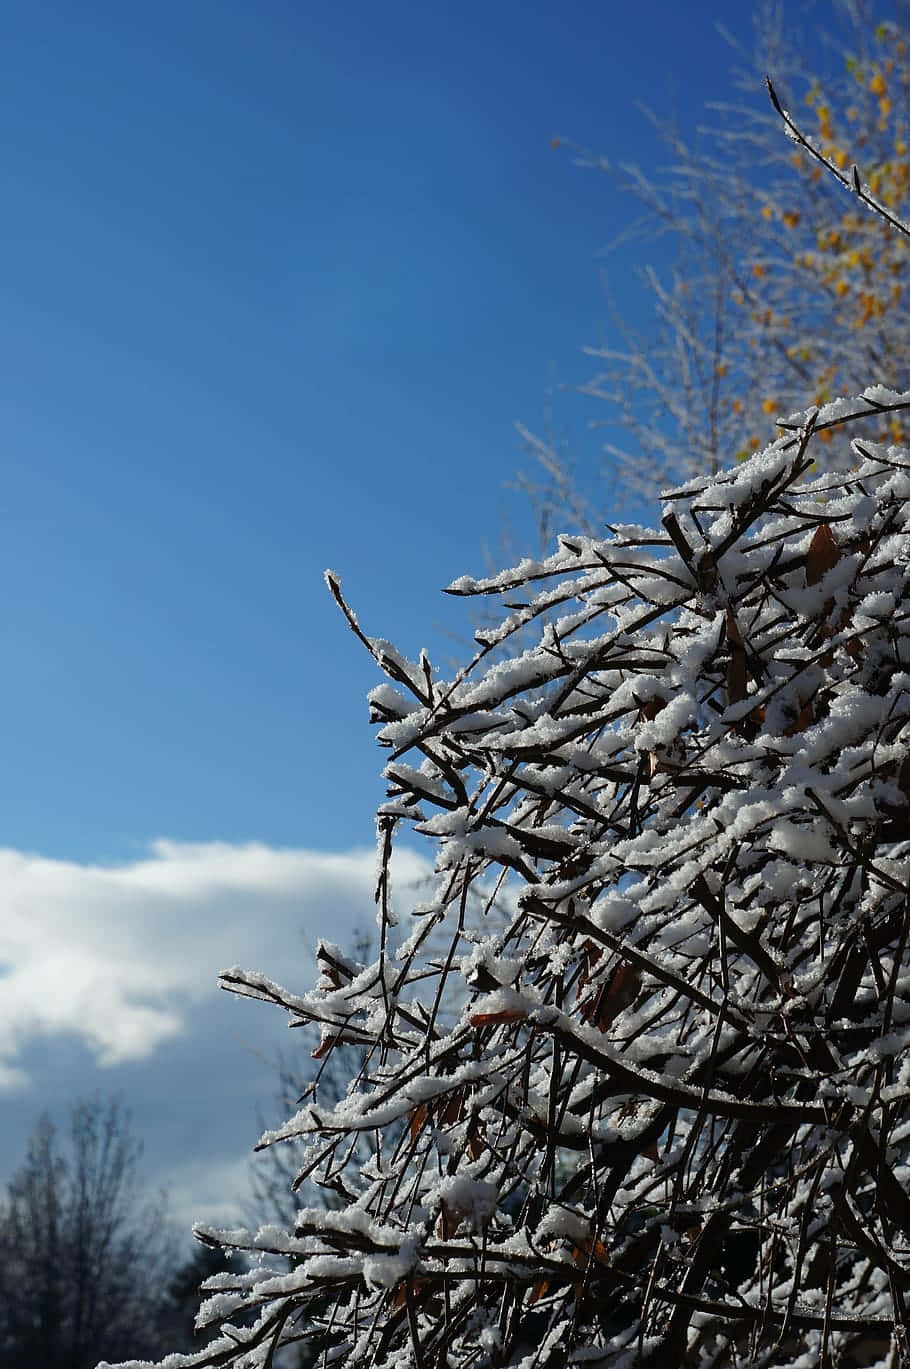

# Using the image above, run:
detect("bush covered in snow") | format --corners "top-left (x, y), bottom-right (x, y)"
top-left (109, 384), bottom-right (910, 1368)
top-left (107, 96), bottom-right (910, 1369)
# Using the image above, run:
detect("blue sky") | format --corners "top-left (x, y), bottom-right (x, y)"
top-left (0, 0), bottom-right (767, 1238)
top-left (1, 0), bottom-right (754, 862)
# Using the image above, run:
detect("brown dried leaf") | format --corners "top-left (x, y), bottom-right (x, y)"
top-left (576, 940), bottom-right (603, 997)
top-left (638, 697), bottom-right (667, 722)
top-left (784, 698), bottom-right (815, 737)
top-left (572, 1237), bottom-right (611, 1268)
top-left (582, 961), bottom-right (642, 1032)
top-left (409, 1104), bottom-right (429, 1141)
top-left (899, 755), bottom-right (910, 803)
top-left (438, 1202), bottom-right (458, 1239)
top-left (391, 1277), bottom-right (429, 1311)
top-left (806, 523), bottom-right (841, 586)
top-left (726, 609), bottom-right (748, 706)
top-left (409, 1091), bottom-right (462, 1141)
top-left (311, 1034), bottom-right (338, 1060)
top-left (469, 1008), bottom-right (526, 1027)
top-left (880, 764), bottom-right (910, 836)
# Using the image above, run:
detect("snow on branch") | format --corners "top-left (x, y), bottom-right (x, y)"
top-left (111, 393), bottom-right (910, 1369)
top-left (106, 81), bottom-right (910, 1369)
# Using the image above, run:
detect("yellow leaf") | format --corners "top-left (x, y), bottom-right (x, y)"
top-left (761, 204), bottom-right (773, 220)
top-left (869, 71), bottom-right (887, 95)
top-left (752, 263), bottom-right (767, 278)
top-left (762, 398), bottom-right (777, 414)
top-left (782, 210), bottom-right (801, 228)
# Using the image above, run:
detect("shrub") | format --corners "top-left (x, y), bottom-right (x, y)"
top-left (109, 94), bottom-right (910, 1369)
top-left (113, 384), bottom-right (910, 1368)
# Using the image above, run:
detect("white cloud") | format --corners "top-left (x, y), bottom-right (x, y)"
top-left (0, 839), bottom-right (431, 1086)
top-left (167, 1150), bottom-right (257, 1233)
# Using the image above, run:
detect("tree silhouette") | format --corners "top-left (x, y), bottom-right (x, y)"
top-left (0, 1096), bottom-right (175, 1368)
